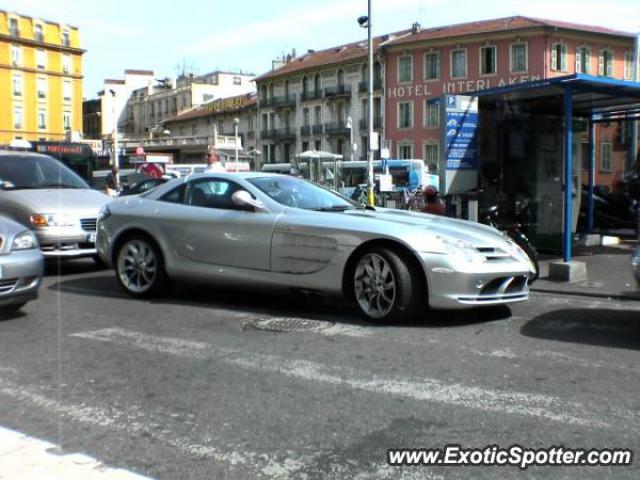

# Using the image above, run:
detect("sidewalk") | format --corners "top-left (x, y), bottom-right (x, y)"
top-left (531, 242), bottom-right (640, 301)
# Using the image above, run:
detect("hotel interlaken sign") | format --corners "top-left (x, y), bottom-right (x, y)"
top-left (387, 74), bottom-right (541, 98)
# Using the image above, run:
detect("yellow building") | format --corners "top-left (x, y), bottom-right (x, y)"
top-left (0, 10), bottom-right (84, 144)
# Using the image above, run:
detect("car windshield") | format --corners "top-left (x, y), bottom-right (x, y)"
top-left (248, 176), bottom-right (357, 210)
top-left (0, 155), bottom-right (89, 190)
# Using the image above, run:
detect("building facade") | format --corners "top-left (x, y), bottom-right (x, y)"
top-left (253, 34), bottom-right (407, 165)
top-left (0, 9), bottom-right (84, 144)
top-left (383, 16), bottom-right (637, 188)
top-left (123, 70), bottom-right (256, 142)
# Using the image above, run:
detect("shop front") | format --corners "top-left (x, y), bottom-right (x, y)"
top-left (32, 141), bottom-right (97, 181)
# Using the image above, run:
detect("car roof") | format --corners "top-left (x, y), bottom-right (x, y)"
top-left (187, 172), bottom-right (288, 180)
top-left (0, 150), bottom-right (54, 159)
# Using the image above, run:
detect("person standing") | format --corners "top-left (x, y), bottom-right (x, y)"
top-left (104, 164), bottom-right (120, 197)
top-left (205, 147), bottom-right (226, 173)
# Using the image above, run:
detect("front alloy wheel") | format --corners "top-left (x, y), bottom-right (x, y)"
top-left (116, 236), bottom-right (167, 297)
top-left (352, 247), bottom-right (420, 322)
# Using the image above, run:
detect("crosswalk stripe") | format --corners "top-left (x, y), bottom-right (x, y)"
top-left (71, 327), bottom-right (616, 429)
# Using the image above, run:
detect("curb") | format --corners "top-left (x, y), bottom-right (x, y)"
top-left (530, 287), bottom-right (640, 302)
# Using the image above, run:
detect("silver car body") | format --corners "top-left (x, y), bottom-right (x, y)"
top-left (0, 151), bottom-right (110, 258)
top-left (97, 173), bottom-right (535, 310)
top-left (0, 216), bottom-right (44, 307)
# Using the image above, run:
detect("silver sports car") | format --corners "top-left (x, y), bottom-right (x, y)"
top-left (97, 173), bottom-right (536, 322)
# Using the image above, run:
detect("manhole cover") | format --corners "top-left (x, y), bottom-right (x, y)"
top-left (243, 317), bottom-right (335, 333)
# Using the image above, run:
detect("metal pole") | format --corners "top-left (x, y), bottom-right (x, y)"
top-left (367, 0), bottom-right (375, 207)
top-left (563, 86), bottom-right (573, 263)
top-left (587, 117), bottom-right (595, 233)
top-left (110, 89), bottom-right (120, 187)
top-left (234, 117), bottom-right (239, 172)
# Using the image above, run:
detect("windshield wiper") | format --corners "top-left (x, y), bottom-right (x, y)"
top-left (311, 206), bottom-right (354, 212)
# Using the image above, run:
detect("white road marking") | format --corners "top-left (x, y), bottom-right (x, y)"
top-left (71, 328), bottom-right (619, 429)
top-left (0, 425), bottom-right (150, 480)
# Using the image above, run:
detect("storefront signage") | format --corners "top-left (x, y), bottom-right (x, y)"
top-left (388, 75), bottom-right (541, 98)
top-left (206, 97), bottom-right (244, 113)
top-left (444, 95), bottom-right (478, 171)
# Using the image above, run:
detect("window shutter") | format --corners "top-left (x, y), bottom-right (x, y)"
top-left (606, 51), bottom-right (614, 76)
top-left (551, 45), bottom-right (558, 70)
top-left (561, 44), bottom-right (567, 71)
top-left (575, 49), bottom-right (581, 73)
top-left (599, 52), bottom-right (604, 76)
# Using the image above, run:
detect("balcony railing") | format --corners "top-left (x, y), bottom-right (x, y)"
top-left (300, 125), bottom-right (311, 136)
top-left (311, 125), bottom-right (324, 135)
top-left (324, 85), bottom-right (351, 98)
top-left (120, 133), bottom-right (241, 150)
top-left (300, 91), bottom-right (323, 102)
top-left (35, 33), bottom-right (44, 42)
top-left (272, 128), bottom-right (297, 141)
top-left (359, 117), bottom-right (383, 130)
top-left (247, 130), bottom-right (256, 139)
top-left (358, 80), bottom-right (383, 92)
top-left (260, 95), bottom-right (296, 108)
top-left (9, 28), bottom-right (20, 37)
top-left (324, 121), bottom-right (351, 135)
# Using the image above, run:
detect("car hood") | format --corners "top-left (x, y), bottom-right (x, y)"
top-left (1, 189), bottom-right (110, 217)
top-left (342, 208), bottom-right (506, 246)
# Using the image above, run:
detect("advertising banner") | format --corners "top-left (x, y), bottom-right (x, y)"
top-left (444, 95), bottom-right (479, 171)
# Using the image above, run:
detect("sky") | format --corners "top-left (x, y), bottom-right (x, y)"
top-left (5, 0), bottom-right (640, 98)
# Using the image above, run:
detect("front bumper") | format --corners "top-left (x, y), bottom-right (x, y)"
top-left (418, 252), bottom-right (531, 310)
top-left (0, 249), bottom-right (43, 306)
top-left (34, 225), bottom-right (97, 259)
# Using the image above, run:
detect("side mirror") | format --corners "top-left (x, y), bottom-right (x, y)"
top-left (231, 190), bottom-right (267, 212)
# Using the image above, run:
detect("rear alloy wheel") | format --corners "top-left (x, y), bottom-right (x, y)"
top-left (353, 247), bottom-right (419, 322)
top-left (115, 235), bottom-right (168, 298)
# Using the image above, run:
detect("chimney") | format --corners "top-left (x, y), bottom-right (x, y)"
top-left (412, 22), bottom-right (422, 34)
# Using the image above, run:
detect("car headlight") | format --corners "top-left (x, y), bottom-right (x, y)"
top-left (97, 204), bottom-right (111, 222)
top-left (30, 213), bottom-right (74, 227)
top-left (12, 230), bottom-right (39, 250)
top-left (436, 235), bottom-right (486, 263)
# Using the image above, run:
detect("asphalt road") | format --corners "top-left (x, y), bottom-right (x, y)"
top-left (1, 259), bottom-right (639, 479)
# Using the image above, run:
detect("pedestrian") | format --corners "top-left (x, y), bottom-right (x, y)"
top-left (421, 185), bottom-right (446, 216)
top-left (104, 164), bottom-right (120, 197)
top-left (205, 147), bottom-right (226, 173)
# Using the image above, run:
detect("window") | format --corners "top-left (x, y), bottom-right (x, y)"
top-left (261, 113), bottom-right (268, 133)
top-left (337, 69), bottom-right (345, 87)
top-left (600, 142), bottom-right (612, 172)
top-left (303, 108), bottom-right (309, 127)
top-left (13, 107), bottom-right (23, 129)
top-left (10, 45), bottom-right (21, 66)
top-left (581, 142), bottom-right (590, 171)
top-left (599, 49), bottom-right (614, 77)
top-left (423, 51), bottom-right (440, 80)
top-left (451, 49), bottom-right (467, 78)
top-left (398, 102), bottom-right (413, 129)
top-left (61, 30), bottom-right (70, 46)
top-left (62, 55), bottom-right (72, 74)
top-left (12, 75), bottom-right (23, 96)
top-left (424, 143), bottom-right (439, 169)
top-left (314, 106), bottom-right (321, 125)
top-left (398, 55), bottom-right (413, 83)
top-left (36, 49), bottom-right (46, 69)
top-left (63, 81), bottom-right (72, 101)
top-left (424, 99), bottom-right (440, 127)
top-left (38, 109), bottom-right (47, 129)
top-left (551, 42), bottom-right (567, 71)
top-left (302, 141), bottom-right (309, 152)
top-left (233, 76), bottom-right (241, 85)
top-left (480, 46), bottom-right (497, 75)
top-left (576, 46), bottom-right (591, 74)
top-left (510, 42), bottom-right (528, 72)
top-left (398, 144), bottom-right (413, 159)
top-left (9, 18), bottom-right (19, 37)
top-left (34, 24), bottom-right (43, 42)
top-left (314, 74), bottom-right (321, 95)
top-left (63, 110), bottom-right (71, 130)
top-left (37, 77), bottom-right (47, 99)
top-left (624, 51), bottom-right (634, 80)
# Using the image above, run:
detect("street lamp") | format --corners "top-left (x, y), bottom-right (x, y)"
top-left (109, 89), bottom-right (120, 186)
top-left (358, 3), bottom-right (374, 206)
top-left (234, 117), bottom-right (240, 172)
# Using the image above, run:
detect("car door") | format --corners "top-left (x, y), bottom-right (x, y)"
top-left (157, 177), bottom-right (277, 271)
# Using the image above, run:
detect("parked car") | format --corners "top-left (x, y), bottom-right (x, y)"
top-left (0, 215), bottom-right (44, 312)
top-left (632, 247), bottom-right (640, 288)
top-left (0, 150), bottom-right (110, 262)
top-left (97, 173), bottom-right (535, 322)
top-left (119, 177), bottom-right (167, 196)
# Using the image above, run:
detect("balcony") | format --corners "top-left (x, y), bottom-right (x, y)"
top-left (9, 28), bottom-right (20, 37)
top-left (359, 117), bottom-right (383, 130)
top-left (260, 95), bottom-right (296, 109)
top-left (300, 91), bottom-right (323, 102)
top-left (120, 133), bottom-right (241, 150)
top-left (246, 130), bottom-right (256, 140)
top-left (358, 80), bottom-right (383, 92)
top-left (312, 125), bottom-right (323, 135)
top-left (300, 125), bottom-right (311, 136)
top-left (324, 121), bottom-right (351, 135)
top-left (324, 85), bottom-right (351, 99)
top-left (272, 128), bottom-right (297, 142)
top-left (35, 33), bottom-right (44, 42)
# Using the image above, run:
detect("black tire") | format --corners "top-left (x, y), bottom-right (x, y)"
top-left (2, 302), bottom-right (26, 314)
top-left (92, 254), bottom-right (108, 269)
top-left (351, 247), bottom-right (421, 323)
top-left (114, 234), bottom-right (169, 298)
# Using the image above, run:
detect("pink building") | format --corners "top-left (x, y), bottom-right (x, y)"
top-left (383, 16), bottom-right (636, 190)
